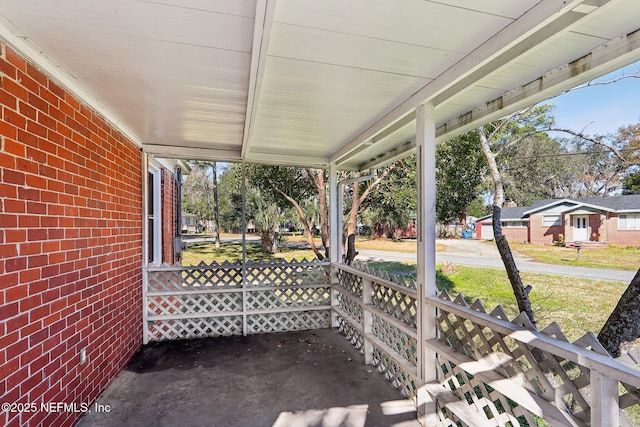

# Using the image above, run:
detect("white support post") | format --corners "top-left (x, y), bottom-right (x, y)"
top-left (591, 371), bottom-right (619, 427)
top-left (242, 163), bottom-right (248, 336)
top-left (141, 152), bottom-right (149, 345)
top-left (329, 163), bottom-right (340, 328)
top-left (415, 102), bottom-right (438, 425)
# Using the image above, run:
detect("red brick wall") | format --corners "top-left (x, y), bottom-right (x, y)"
top-left (529, 215), bottom-right (563, 245)
top-left (589, 214), bottom-right (603, 242)
top-left (0, 42), bottom-right (143, 426)
top-left (606, 214), bottom-right (640, 246)
top-left (502, 227), bottom-right (528, 243)
top-left (161, 169), bottom-right (177, 265)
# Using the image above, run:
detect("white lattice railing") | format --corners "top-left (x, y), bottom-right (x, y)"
top-left (332, 262), bottom-right (419, 398)
top-left (144, 258), bottom-right (330, 342)
top-left (333, 262), bottom-right (640, 427)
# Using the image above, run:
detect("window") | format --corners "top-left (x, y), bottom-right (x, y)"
top-left (501, 221), bottom-right (527, 227)
top-left (619, 214), bottom-right (640, 230)
top-left (542, 215), bottom-right (561, 226)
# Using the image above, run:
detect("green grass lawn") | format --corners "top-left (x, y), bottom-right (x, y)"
top-left (344, 259), bottom-right (626, 342)
top-left (508, 242), bottom-right (639, 271)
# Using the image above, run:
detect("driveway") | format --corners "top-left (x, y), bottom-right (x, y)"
top-left (356, 239), bottom-right (636, 283)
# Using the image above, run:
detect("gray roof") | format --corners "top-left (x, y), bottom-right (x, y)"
top-left (480, 194), bottom-right (640, 221)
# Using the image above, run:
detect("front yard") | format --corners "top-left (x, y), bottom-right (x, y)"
top-left (509, 242), bottom-right (640, 271)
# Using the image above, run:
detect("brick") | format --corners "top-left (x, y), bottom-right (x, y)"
top-left (3, 169), bottom-right (25, 185)
top-left (5, 257), bottom-right (26, 272)
top-left (3, 199), bottom-right (25, 213)
top-left (18, 100), bottom-right (36, 120)
top-left (16, 127), bottom-right (38, 147)
top-left (18, 187), bottom-right (40, 201)
top-left (0, 118), bottom-right (17, 140)
top-left (2, 77), bottom-right (28, 101)
top-left (0, 214), bottom-right (18, 228)
top-left (15, 156), bottom-right (39, 174)
top-left (26, 202), bottom-right (46, 215)
top-left (4, 138), bottom-right (24, 157)
top-left (6, 338), bottom-right (29, 360)
top-left (27, 120), bottom-right (47, 138)
top-left (48, 80), bottom-right (65, 99)
top-left (26, 63), bottom-right (48, 87)
top-left (25, 172), bottom-right (47, 189)
top-left (0, 58), bottom-right (17, 79)
top-left (28, 254), bottom-right (48, 268)
top-left (5, 284), bottom-right (28, 301)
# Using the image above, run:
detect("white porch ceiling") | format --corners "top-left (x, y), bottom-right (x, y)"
top-left (0, 0), bottom-right (639, 170)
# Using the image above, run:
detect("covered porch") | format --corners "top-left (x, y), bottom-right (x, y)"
top-left (2, 1), bottom-right (640, 426)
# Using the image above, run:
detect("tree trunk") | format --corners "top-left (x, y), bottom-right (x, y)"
top-left (597, 267), bottom-right (640, 357)
top-left (493, 206), bottom-right (536, 326)
top-left (307, 169), bottom-right (330, 259)
top-left (271, 184), bottom-right (324, 260)
top-left (479, 126), bottom-right (536, 326)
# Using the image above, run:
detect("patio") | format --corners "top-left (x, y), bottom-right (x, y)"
top-left (3, 1), bottom-right (640, 426)
top-left (77, 329), bottom-right (419, 427)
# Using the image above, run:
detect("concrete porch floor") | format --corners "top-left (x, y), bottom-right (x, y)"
top-left (78, 329), bottom-right (419, 427)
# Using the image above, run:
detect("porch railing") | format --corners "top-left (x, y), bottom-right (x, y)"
top-left (334, 261), bottom-right (640, 427)
top-left (144, 258), bottom-right (640, 425)
top-left (144, 258), bottom-right (330, 342)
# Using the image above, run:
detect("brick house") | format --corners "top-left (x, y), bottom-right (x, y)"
top-left (476, 195), bottom-right (640, 246)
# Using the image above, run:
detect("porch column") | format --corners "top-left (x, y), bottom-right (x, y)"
top-left (329, 163), bottom-right (340, 327)
top-left (415, 102), bottom-right (438, 424)
top-left (142, 152), bottom-right (150, 344)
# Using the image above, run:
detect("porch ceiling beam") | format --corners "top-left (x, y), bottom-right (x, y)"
top-left (243, 152), bottom-right (328, 168)
top-left (143, 145), bottom-right (242, 163)
top-left (328, 0), bottom-right (606, 165)
top-left (241, 0), bottom-right (277, 160)
top-left (435, 27), bottom-right (640, 142)
top-left (355, 139), bottom-right (416, 172)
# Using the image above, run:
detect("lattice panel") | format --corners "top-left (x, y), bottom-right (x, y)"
top-left (352, 261), bottom-right (417, 290)
top-left (337, 315), bottom-right (364, 352)
top-left (372, 314), bottom-right (417, 366)
top-left (336, 291), bottom-right (363, 325)
top-left (182, 264), bottom-right (243, 288)
top-left (148, 270), bottom-right (185, 292)
top-left (336, 268), bottom-right (363, 297)
top-left (148, 316), bottom-right (243, 341)
top-left (372, 346), bottom-right (418, 398)
top-left (435, 356), bottom-right (537, 426)
top-left (245, 259), bottom-right (329, 287)
top-left (372, 282), bottom-right (417, 328)
top-left (247, 310), bottom-right (330, 334)
top-left (431, 290), bottom-right (635, 426)
top-left (246, 288), bottom-right (329, 310)
top-left (147, 293), bottom-right (242, 316)
top-left (148, 264), bottom-right (243, 291)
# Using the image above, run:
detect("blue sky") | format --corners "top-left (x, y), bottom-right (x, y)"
top-left (543, 61), bottom-right (640, 136)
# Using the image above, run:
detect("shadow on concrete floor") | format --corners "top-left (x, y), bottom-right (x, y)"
top-left (78, 329), bottom-right (419, 427)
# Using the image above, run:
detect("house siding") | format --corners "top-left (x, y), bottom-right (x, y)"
top-left (0, 42), bottom-right (143, 427)
top-left (529, 214), bottom-right (563, 245)
top-left (502, 226), bottom-right (528, 243)
top-left (607, 213), bottom-right (640, 246)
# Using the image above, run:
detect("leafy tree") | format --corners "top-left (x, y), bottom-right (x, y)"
top-left (246, 165), bottom-right (328, 259)
top-left (436, 133), bottom-right (486, 224)
top-left (182, 163), bottom-right (215, 232)
top-left (623, 170), bottom-right (640, 194)
top-left (357, 159), bottom-right (415, 239)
